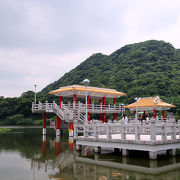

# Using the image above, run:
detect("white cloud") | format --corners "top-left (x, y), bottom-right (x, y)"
top-left (0, 48), bottom-right (90, 97)
top-left (1, 0), bottom-right (180, 97)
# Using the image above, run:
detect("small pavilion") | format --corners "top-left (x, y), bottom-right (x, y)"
top-left (125, 96), bottom-right (175, 120)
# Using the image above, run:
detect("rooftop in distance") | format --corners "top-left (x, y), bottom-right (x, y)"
top-left (125, 96), bottom-right (175, 111)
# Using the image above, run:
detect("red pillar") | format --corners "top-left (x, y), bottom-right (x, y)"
top-left (59, 96), bottom-right (63, 108)
top-left (153, 110), bottom-right (157, 119)
top-left (162, 110), bottom-right (165, 120)
top-left (113, 98), bottom-right (117, 121)
top-left (73, 94), bottom-right (77, 107)
top-left (87, 95), bottom-right (91, 122)
top-left (43, 112), bottom-right (46, 135)
top-left (56, 116), bottom-right (61, 131)
top-left (102, 97), bottom-right (106, 123)
top-left (99, 99), bottom-right (102, 121)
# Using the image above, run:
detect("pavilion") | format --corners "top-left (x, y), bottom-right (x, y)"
top-left (125, 96), bottom-right (176, 120)
top-left (48, 85), bottom-right (126, 135)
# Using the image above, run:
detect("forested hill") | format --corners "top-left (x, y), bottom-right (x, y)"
top-left (41, 40), bottom-right (180, 106)
top-left (0, 40), bottom-right (180, 125)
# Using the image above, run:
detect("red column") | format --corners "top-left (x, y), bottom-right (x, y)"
top-left (153, 110), bottom-right (157, 119)
top-left (87, 95), bottom-right (91, 122)
top-left (113, 98), bottom-right (117, 121)
top-left (73, 94), bottom-right (77, 107)
top-left (59, 96), bottom-right (63, 108)
top-left (99, 99), bottom-right (102, 121)
top-left (162, 110), bottom-right (165, 120)
top-left (43, 112), bottom-right (46, 134)
top-left (102, 97), bottom-right (106, 123)
top-left (56, 116), bottom-right (61, 130)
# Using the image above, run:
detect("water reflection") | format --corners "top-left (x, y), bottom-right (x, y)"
top-left (0, 128), bottom-right (180, 180)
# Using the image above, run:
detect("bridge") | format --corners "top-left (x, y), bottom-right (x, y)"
top-left (74, 118), bottom-right (180, 160)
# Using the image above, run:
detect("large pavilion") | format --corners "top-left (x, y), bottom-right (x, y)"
top-left (49, 85), bottom-right (126, 135)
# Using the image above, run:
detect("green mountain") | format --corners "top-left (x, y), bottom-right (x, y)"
top-left (42, 40), bottom-right (180, 106)
top-left (0, 40), bottom-right (180, 124)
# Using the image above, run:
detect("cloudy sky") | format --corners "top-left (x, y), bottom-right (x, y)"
top-left (1, 0), bottom-right (180, 97)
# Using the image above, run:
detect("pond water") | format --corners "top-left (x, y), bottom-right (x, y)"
top-left (0, 128), bottom-right (180, 180)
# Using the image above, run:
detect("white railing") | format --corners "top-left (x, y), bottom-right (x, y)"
top-left (66, 102), bottom-right (125, 112)
top-left (32, 101), bottom-right (85, 123)
top-left (74, 120), bottom-right (180, 143)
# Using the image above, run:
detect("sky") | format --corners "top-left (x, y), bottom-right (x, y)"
top-left (1, 0), bottom-right (180, 97)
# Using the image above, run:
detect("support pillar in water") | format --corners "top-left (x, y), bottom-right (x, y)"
top-left (149, 151), bottom-right (157, 160)
top-left (42, 112), bottom-right (46, 135)
top-left (122, 149), bottom-right (129, 157)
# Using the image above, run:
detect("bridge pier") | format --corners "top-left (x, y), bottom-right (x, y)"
top-left (94, 146), bottom-right (101, 153)
top-left (122, 149), bottom-right (129, 157)
top-left (167, 149), bottom-right (176, 157)
top-left (149, 151), bottom-right (157, 160)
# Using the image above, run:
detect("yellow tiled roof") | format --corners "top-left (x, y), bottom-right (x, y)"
top-left (125, 96), bottom-right (175, 109)
top-left (49, 85), bottom-right (126, 96)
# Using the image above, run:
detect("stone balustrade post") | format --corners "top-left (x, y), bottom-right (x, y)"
top-left (162, 125), bottom-right (167, 141)
top-left (150, 120), bottom-right (156, 141)
top-left (135, 124), bottom-right (140, 140)
top-left (172, 123), bottom-right (176, 140)
top-left (94, 125), bottom-right (98, 140)
top-left (92, 103), bottom-right (94, 109)
top-left (107, 125), bottom-right (112, 140)
top-left (121, 124), bottom-right (126, 140)
top-left (39, 101), bottom-right (42, 109)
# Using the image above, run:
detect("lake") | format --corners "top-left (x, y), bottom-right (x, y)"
top-left (0, 128), bottom-right (180, 180)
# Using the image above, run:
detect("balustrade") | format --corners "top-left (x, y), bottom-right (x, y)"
top-left (74, 119), bottom-right (180, 143)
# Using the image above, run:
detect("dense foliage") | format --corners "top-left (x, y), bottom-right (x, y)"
top-left (0, 40), bottom-right (180, 124)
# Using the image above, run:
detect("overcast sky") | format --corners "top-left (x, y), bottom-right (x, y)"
top-left (1, 0), bottom-right (180, 97)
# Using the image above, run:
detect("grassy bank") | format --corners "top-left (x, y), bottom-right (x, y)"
top-left (0, 128), bottom-right (11, 133)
